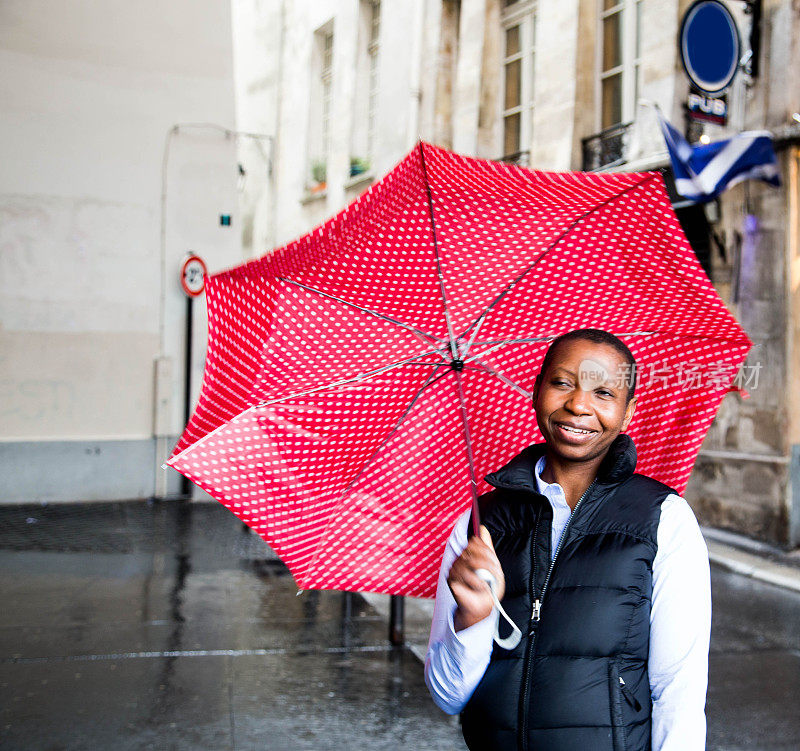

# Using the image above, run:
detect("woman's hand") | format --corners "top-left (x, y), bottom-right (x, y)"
top-left (447, 525), bottom-right (505, 632)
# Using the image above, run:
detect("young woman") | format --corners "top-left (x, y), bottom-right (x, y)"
top-left (425, 328), bottom-right (710, 751)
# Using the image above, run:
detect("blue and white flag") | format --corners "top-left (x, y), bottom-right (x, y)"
top-left (657, 111), bottom-right (781, 202)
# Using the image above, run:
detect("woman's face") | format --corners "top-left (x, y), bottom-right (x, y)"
top-left (533, 338), bottom-right (637, 466)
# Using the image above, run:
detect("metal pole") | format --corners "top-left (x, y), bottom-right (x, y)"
top-left (180, 293), bottom-right (193, 497)
top-left (744, 0), bottom-right (761, 79)
top-left (389, 594), bottom-right (405, 646)
top-left (341, 591), bottom-right (353, 650)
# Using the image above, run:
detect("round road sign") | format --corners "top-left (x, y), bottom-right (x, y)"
top-left (180, 254), bottom-right (207, 297)
top-left (679, 0), bottom-right (741, 94)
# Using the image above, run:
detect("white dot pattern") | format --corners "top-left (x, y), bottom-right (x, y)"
top-left (168, 141), bottom-right (751, 599)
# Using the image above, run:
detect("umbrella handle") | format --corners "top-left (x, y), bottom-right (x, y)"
top-left (474, 568), bottom-right (522, 651)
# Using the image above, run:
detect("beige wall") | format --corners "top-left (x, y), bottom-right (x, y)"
top-left (0, 0), bottom-right (241, 500)
top-left (0, 332), bottom-right (158, 440)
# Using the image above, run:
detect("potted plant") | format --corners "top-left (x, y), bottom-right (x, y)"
top-left (349, 156), bottom-right (370, 177)
top-left (310, 160), bottom-right (327, 192)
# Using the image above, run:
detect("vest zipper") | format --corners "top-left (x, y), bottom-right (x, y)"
top-left (519, 479), bottom-right (597, 751)
top-left (532, 479), bottom-right (597, 626)
top-left (518, 509), bottom-right (541, 751)
top-left (619, 676), bottom-right (642, 711)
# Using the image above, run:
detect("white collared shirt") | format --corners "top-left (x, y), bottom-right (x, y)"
top-left (424, 456), bottom-right (711, 751)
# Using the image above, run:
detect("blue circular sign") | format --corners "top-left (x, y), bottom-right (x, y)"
top-left (679, 0), bottom-right (740, 94)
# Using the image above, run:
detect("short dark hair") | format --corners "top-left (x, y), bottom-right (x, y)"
top-left (538, 328), bottom-right (637, 401)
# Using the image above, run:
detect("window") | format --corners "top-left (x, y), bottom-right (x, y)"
top-left (322, 32), bottom-right (333, 159)
top-left (598, 0), bottom-right (641, 129)
top-left (308, 25), bottom-right (334, 189)
top-left (366, 1), bottom-right (380, 162)
top-left (432, 0), bottom-right (460, 149)
top-left (501, 1), bottom-right (536, 160)
top-left (350, 1), bottom-right (380, 177)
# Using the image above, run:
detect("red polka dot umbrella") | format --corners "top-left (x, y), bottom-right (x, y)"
top-left (167, 141), bottom-right (751, 598)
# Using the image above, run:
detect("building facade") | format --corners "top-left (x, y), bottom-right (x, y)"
top-left (233, 0), bottom-right (800, 547)
top-left (0, 0), bottom-right (244, 502)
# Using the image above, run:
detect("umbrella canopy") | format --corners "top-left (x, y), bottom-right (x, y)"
top-left (168, 141), bottom-right (750, 598)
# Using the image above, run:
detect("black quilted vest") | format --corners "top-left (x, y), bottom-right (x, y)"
top-left (460, 434), bottom-right (673, 751)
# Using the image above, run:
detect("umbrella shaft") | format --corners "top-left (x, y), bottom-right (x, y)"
top-left (453, 370), bottom-right (482, 537)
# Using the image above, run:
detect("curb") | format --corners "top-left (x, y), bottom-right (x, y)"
top-left (704, 535), bottom-right (800, 594)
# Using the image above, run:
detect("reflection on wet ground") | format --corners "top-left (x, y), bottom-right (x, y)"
top-left (708, 566), bottom-right (800, 750)
top-left (2, 501), bottom-right (799, 750)
top-left (0, 501), bottom-right (466, 750)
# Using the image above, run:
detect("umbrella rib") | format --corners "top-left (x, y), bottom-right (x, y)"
top-left (469, 358), bottom-right (534, 399)
top-left (463, 329), bottom-right (659, 362)
top-left (254, 348), bottom-right (449, 408)
top-left (468, 335), bottom-right (573, 348)
top-left (276, 276), bottom-right (440, 346)
top-left (459, 174), bottom-right (660, 355)
top-left (419, 142), bottom-right (459, 360)
top-left (165, 348), bottom-right (447, 467)
top-left (463, 335), bottom-right (565, 363)
top-left (453, 370), bottom-right (482, 538)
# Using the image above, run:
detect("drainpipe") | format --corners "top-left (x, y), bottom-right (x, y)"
top-left (407, 0), bottom-right (427, 146)
top-left (270, 0), bottom-right (287, 251)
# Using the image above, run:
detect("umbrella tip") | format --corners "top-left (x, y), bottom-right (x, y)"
top-left (160, 463), bottom-right (168, 470)
top-left (296, 589), bottom-right (304, 597)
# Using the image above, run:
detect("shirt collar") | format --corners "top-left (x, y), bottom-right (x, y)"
top-left (534, 455), bottom-right (570, 510)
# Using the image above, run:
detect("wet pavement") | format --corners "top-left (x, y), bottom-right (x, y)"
top-left (707, 566), bottom-right (800, 750)
top-left (1, 500), bottom-right (799, 750)
top-left (0, 501), bottom-right (465, 751)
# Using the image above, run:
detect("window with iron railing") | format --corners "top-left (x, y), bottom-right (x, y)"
top-left (581, 122), bottom-right (632, 171)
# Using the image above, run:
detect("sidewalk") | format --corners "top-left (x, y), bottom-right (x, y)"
top-left (702, 525), bottom-right (800, 593)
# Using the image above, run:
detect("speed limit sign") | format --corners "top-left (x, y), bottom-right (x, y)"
top-left (180, 254), bottom-right (207, 297)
